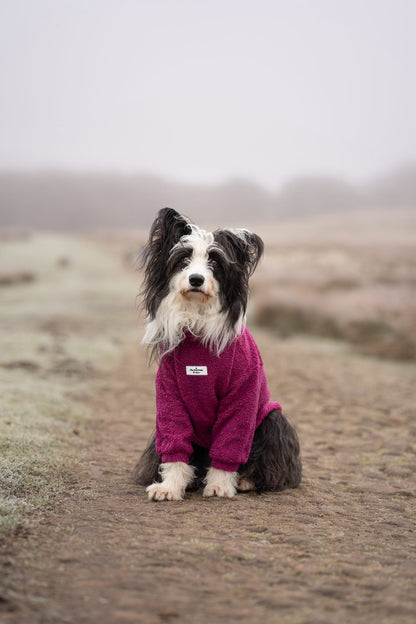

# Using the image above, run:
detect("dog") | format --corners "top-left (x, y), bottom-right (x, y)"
top-left (133, 208), bottom-right (302, 500)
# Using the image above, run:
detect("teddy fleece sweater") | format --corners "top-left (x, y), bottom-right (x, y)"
top-left (155, 326), bottom-right (282, 472)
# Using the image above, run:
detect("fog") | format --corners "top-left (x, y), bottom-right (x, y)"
top-left (1, 0), bottom-right (415, 204)
top-left (0, 165), bottom-right (415, 231)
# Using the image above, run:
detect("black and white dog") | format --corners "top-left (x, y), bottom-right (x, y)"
top-left (133, 208), bottom-right (301, 501)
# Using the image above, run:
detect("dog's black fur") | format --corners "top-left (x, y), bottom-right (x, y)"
top-left (141, 208), bottom-right (192, 321)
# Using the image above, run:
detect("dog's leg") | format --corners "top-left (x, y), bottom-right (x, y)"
top-left (146, 462), bottom-right (195, 501)
top-left (237, 477), bottom-right (256, 492)
top-left (203, 467), bottom-right (238, 498)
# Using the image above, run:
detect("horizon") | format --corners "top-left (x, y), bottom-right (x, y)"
top-left (1, 159), bottom-right (415, 194)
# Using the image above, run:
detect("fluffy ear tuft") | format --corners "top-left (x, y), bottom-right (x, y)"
top-left (140, 208), bottom-right (191, 318)
top-left (145, 208), bottom-right (191, 259)
top-left (214, 228), bottom-right (264, 276)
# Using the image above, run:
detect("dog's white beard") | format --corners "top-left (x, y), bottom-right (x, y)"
top-left (143, 290), bottom-right (243, 357)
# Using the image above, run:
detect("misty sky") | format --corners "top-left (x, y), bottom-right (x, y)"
top-left (0, 0), bottom-right (415, 189)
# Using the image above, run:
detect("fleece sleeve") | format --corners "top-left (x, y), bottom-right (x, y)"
top-left (209, 354), bottom-right (263, 472)
top-left (155, 357), bottom-right (195, 464)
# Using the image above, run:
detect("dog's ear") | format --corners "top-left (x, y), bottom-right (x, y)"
top-left (142, 208), bottom-right (191, 267)
top-left (214, 228), bottom-right (264, 276)
top-left (140, 208), bottom-right (191, 319)
top-left (149, 208), bottom-right (191, 253)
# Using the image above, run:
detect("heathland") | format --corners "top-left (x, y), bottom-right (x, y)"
top-left (0, 209), bottom-right (415, 623)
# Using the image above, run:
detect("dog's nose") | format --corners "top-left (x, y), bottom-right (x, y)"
top-left (189, 274), bottom-right (205, 288)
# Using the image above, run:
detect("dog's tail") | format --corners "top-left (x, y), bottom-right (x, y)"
top-left (132, 431), bottom-right (162, 485)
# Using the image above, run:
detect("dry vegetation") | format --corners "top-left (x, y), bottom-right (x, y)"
top-left (250, 209), bottom-right (416, 360)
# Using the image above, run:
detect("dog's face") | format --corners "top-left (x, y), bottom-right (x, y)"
top-left (141, 208), bottom-right (264, 355)
top-left (167, 227), bottom-right (220, 304)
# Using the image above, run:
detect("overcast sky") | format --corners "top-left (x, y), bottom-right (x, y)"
top-left (0, 0), bottom-right (415, 189)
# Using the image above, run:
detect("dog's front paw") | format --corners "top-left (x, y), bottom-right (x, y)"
top-left (146, 482), bottom-right (184, 501)
top-left (203, 483), bottom-right (236, 498)
top-left (203, 467), bottom-right (237, 498)
top-left (145, 462), bottom-right (195, 501)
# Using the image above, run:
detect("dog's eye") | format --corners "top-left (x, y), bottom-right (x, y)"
top-left (210, 260), bottom-right (218, 267)
top-left (182, 257), bottom-right (191, 265)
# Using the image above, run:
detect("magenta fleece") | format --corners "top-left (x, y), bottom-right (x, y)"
top-left (155, 327), bottom-right (282, 472)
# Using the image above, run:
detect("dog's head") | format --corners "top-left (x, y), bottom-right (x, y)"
top-left (141, 208), bottom-right (263, 356)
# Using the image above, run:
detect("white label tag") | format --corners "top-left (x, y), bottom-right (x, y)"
top-left (186, 366), bottom-right (208, 376)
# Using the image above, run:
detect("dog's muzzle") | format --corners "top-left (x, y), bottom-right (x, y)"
top-left (189, 274), bottom-right (205, 290)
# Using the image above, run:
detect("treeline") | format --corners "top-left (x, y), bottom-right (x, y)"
top-left (0, 164), bottom-right (415, 230)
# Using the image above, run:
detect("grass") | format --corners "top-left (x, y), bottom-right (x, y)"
top-left (0, 232), bottom-right (137, 539)
top-left (0, 370), bottom-right (87, 535)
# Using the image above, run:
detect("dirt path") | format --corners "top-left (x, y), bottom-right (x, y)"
top-left (1, 327), bottom-right (416, 624)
